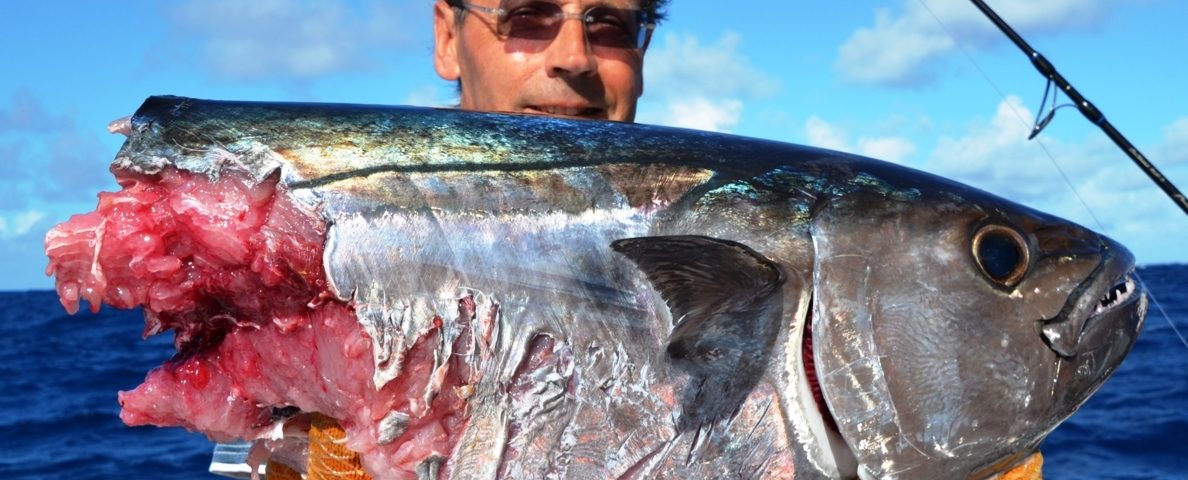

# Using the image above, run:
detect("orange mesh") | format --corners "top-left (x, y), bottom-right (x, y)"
top-left (1000, 452), bottom-right (1044, 480)
top-left (264, 459), bottom-right (303, 480)
top-left (307, 414), bottom-right (373, 480)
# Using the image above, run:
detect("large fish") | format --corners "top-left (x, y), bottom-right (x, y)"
top-left (46, 96), bottom-right (1145, 479)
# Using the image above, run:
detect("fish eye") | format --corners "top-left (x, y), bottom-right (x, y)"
top-left (971, 224), bottom-right (1030, 287)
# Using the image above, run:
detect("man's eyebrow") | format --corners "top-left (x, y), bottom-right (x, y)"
top-left (583, 0), bottom-right (644, 10)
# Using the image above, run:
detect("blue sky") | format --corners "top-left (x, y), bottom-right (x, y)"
top-left (3, 0), bottom-right (1186, 290)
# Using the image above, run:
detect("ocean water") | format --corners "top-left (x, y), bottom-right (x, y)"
top-left (1, 265), bottom-right (1185, 479)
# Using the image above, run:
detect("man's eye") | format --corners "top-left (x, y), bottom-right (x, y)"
top-left (506, 7), bottom-right (540, 18)
top-left (585, 9), bottom-right (633, 35)
top-left (501, 2), bottom-right (560, 38)
top-left (504, 2), bottom-right (556, 19)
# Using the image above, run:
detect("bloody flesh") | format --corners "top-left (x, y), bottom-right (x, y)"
top-left (44, 167), bottom-right (473, 479)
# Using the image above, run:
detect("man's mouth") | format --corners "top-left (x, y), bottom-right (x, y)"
top-left (524, 105), bottom-right (607, 119)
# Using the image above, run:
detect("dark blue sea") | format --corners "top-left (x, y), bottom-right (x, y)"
top-left (1, 265), bottom-right (1186, 479)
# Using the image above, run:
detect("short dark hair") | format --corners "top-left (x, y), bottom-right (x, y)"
top-left (642, 0), bottom-right (670, 24)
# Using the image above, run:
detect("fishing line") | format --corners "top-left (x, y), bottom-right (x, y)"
top-left (967, 0), bottom-right (1188, 216)
top-left (1147, 283), bottom-right (1188, 349)
top-left (1027, 77), bottom-right (1076, 141)
top-left (915, 0), bottom-right (1188, 351)
top-left (913, 0), bottom-right (1102, 227)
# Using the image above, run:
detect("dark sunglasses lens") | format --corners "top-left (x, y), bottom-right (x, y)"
top-left (498, 1), bottom-right (563, 41)
top-left (496, 1), bottom-right (649, 49)
top-left (583, 7), bottom-right (643, 48)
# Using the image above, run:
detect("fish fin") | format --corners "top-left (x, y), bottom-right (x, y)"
top-left (610, 235), bottom-right (784, 329)
top-left (611, 235), bottom-right (785, 430)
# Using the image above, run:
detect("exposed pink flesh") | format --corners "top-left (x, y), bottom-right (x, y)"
top-left (44, 167), bottom-right (473, 479)
top-left (107, 116), bottom-right (133, 136)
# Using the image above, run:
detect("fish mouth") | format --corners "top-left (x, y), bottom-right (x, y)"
top-left (1050, 266), bottom-right (1145, 366)
top-left (1041, 236), bottom-right (1145, 359)
top-left (1075, 270), bottom-right (1144, 352)
top-left (1092, 275), bottom-right (1138, 316)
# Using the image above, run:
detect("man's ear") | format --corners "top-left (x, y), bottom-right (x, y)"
top-left (434, 1), bottom-right (461, 81)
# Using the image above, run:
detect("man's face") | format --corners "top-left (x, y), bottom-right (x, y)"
top-left (434, 0), bottom-right (648, 122)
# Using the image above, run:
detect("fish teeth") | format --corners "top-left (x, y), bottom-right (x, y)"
top-left (1094, 276), bottom-right (1136, 314)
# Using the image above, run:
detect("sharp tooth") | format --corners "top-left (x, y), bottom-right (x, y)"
top-left (1094, 277), bottom-right (1136, 314)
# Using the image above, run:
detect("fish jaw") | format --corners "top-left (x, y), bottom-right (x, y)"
top-left (1035, 234), bottom-right (1146, 428)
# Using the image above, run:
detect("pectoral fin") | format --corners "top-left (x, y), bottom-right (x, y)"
top-left (610, 235), bottom-right (784, 329)
top-left (611, 235), bottom-right (785, 429)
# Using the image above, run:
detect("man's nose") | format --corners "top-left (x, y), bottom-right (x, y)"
top-left (545, 18), bottom-right (597, 77)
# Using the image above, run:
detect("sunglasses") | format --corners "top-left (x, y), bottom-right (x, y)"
top-left (448, 0), bottom-right (656, 50)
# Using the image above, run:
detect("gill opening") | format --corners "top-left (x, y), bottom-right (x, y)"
top-left (915, 0), bottom-right (1188, 353)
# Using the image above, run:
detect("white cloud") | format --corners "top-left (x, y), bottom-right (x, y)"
top-left (660, 97), bottom-right (742, 133)
top-left (920, 95), bottom-right (1097, 203)
top-left (0, 93), bottom-right (112, 211)
top-left (0, 93), bottom-right (150, 290)
top-left (638, 32), bottom-right (778, 132)
top-left (799, 95), bottom-right (1187, 263)
top-left (904, 95), bottom-right (1188, 263)
top-left (402, 84), bottom-right (454, 108)
top-left (834, 8), bottom-right (954, 87)
top-left (0, 210), bottom-right (46, 239)
top-left (0, 94), bottom-right (95, 212)
top-left (804, 116), bottom-right (848, 152)
top-left (1155, 117), bottom-right (1188, 166)
top-left (927, 96), bottom-right (1034, 174)
top-left (644, 31), bottom-right (779, 100)
top-left (858, 136), bottom-right (919, 163)
top-left (835, 0), bottom-right (1110, 87)
top-left (803, 116), bottom-right (917, 163)
top-left (166, 0), bottom-right (414, 81)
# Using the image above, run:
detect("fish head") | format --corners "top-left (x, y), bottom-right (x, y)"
top-left (807, 170), bottom-right (1146, 478)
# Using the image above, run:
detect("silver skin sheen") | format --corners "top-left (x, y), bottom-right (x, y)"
top-left (112, 96), bottom-right (1145, 479)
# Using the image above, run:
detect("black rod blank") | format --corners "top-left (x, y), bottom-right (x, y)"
top-left (970, 0), bottom-right (1188, 216)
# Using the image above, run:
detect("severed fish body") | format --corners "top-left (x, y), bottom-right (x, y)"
top-left (46, 97), bottom-right (1145, 479)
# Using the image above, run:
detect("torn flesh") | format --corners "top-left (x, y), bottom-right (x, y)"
top-left (44, 167), bottom-right (478, 479)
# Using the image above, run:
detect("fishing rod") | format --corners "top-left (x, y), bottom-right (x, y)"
top-left (969, 0), bottom-right (1188, 217)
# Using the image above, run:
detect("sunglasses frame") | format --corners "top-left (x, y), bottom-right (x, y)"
top-left (447, 0), bottom-right (656, 50)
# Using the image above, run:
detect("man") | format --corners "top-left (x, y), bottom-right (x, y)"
top-left (432, 0), bottom-right (668, 122)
